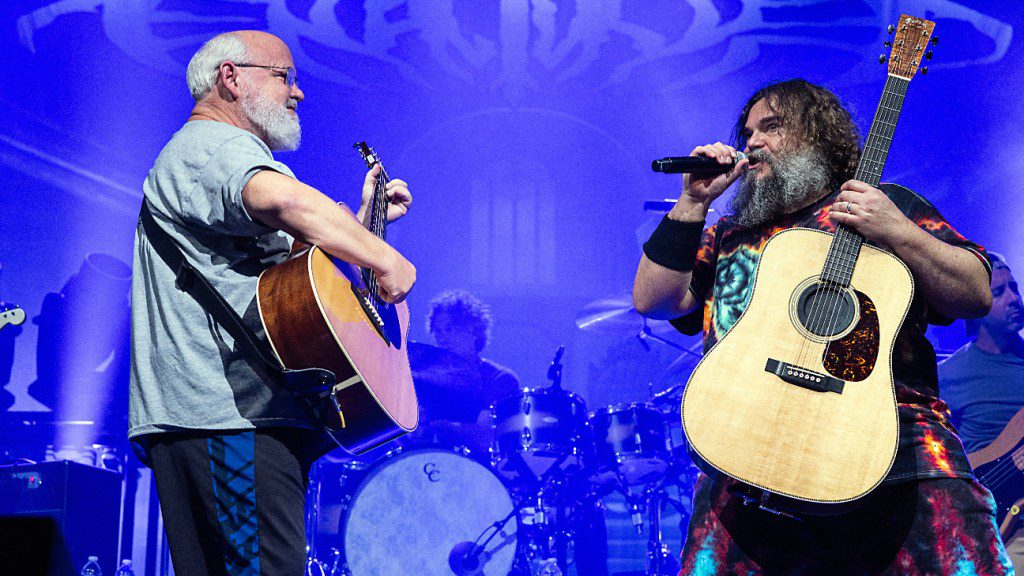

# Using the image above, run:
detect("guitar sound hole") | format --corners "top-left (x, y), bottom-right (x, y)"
top-left (796, 282), bottom-right (856, 338)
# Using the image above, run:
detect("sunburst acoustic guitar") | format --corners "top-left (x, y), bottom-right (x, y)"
top-left (681, 15), bottom-right (936, 512)
top-left (256, 142), bottom-right (418, 454)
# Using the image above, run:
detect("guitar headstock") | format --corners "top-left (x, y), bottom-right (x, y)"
top-left (883, 14), bottom-right (937, 79)
top-left (354, 141), bottom-right (380, 169)
top-left (0, 305), bottom-right (25, 331)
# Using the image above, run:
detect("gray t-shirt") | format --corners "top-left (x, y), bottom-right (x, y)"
top-left (129, 120), bottom-right (313, 438)
top-left (939, 342), bottom-right (1024, 453)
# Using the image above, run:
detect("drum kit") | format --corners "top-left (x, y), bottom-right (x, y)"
top-left (304, 298), bottom-right (702, 576)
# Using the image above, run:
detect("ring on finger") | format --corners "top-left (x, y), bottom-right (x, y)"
top-left (845, 201), bottom-right (853, 213)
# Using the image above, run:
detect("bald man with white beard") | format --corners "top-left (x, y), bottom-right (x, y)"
top-left (128, 31), bottom-right (416, 575)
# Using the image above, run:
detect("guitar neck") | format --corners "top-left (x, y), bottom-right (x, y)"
top-left (821, 14), bottom-right (934, 288)
top-left (821, 75), bottom-right (911, 288)
top-left (854, 75), bottom-right (911, 187)
top-left (370, 168), bottom-right (390, 242)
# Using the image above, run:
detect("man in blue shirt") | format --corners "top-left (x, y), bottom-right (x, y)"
top-left (940, 253), bottom-right (1024, 570)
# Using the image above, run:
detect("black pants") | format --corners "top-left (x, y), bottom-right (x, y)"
top-left (142, 428), bottom-right (318, 576)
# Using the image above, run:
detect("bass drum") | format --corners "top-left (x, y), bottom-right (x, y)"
top-left (340, 446), bottom-right (518, 576)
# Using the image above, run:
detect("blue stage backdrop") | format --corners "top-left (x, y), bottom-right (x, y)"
top-left (0, 1), bottom-right (1021, 436)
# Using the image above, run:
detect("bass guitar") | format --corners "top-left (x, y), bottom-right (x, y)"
top-left (1, 305), bottom-right (26, 332)
top-left (256, 142), bottom-right (418, 454)
top-left (969, 407), bottom-right (1024, 538)
top-left (681, 15), bottom-right (936, 511)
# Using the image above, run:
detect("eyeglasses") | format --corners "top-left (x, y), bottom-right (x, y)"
top-left (232, 63), bottom-right (296, 87)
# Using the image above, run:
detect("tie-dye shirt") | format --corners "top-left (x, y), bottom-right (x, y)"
top-left (672, 183), bottom-right (991, 483)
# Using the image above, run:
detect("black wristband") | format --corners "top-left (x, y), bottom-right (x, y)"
top-left (642, 215), bottom-right (704, 272)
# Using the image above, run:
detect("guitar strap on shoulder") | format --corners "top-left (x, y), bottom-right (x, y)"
top-left (138, 200), bottom-right (337, 396)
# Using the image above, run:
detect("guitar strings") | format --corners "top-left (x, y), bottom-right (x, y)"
top-left (975, 445), bottom-right (1024, 490)
top-left (364, 152), bottom-right (391, 307)
top-left (815, 75), bottom-right (904, 376)
top-left (793, 74), bottom-right (893, 369)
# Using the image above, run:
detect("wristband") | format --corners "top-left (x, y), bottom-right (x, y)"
top-left (642, 216), bottom-right (704, 272)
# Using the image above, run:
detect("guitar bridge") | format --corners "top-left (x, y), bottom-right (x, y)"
top-left (351, 286), bottom-right (391, 346)
top-left (765, 359), bottom-right (845, 394)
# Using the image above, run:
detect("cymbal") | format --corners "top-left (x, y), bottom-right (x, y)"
top-left (408, 342), bottom-right (482, 391)
top-left (574, 292), bottom-right (681, 338)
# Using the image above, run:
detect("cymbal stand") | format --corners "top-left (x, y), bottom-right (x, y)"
top-left (637, 319), bottom-right (702, 355)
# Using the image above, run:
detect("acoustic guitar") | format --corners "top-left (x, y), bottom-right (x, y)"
top-left (969, 407), bottom-right (1024, 538)
top-left (681, 15), bottom-right (936, 511)
top-left (256, 142), bottom-right (418, 454)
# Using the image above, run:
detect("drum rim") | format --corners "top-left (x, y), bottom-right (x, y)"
top-left (489, 386), bottom-right (587, 413)
top-left (587, 401), bottom-right (664, 419)
top-left (338, 444), bottom-right (520, 514)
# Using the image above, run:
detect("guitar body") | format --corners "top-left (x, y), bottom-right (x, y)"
top-left (257, 245), bottom-right (418, 454)
top-left (682, 227), bottom-right (913, 504)
top-left (969, 407), bottom-right (1024, 537)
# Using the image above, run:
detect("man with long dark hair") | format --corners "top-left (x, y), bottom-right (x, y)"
top-left (633, 79), bottom-right (1008, 574)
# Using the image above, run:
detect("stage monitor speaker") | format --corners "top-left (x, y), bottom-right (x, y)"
top-left (0, 460), bottom-right (121, 575)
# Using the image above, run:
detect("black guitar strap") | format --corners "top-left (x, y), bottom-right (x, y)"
top-left (137, 200), bottom-right (337, 396)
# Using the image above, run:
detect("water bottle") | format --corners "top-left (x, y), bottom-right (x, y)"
top-left (80, 556), bottom-right (102, 576)
top-left (114, 560), bottom-right (136, 576)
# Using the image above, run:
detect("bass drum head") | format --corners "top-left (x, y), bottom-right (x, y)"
top-left (341, 447), bottom-right (517, 576)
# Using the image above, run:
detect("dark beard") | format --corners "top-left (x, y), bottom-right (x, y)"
top-left (729, 147), bottom-right (830, 228)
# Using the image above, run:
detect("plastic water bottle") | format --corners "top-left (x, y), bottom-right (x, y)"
top-left (114, 560), bottom-right (136, 576)
top-left (80, 556), bottom-right (102, 576)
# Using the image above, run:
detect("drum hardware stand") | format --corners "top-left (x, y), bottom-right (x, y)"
top-left (516, 455), bottom-right (576, 575)
top-left (619, 479), bottom-right (682, 576)
top-left (643, 486), bottom-right (681, 576)
top-left (547, 345), bottom-right (565, 390)
top-left (304, 460), bottom-right (330, 576)
top-left (324, 548), bottom-right (342, 576)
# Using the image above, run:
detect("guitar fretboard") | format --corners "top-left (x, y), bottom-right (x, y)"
top-left (821, 75), bottom-right (910, 287)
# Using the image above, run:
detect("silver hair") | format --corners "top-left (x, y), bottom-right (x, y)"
top-left (186, 33), bottom-right (248, 102)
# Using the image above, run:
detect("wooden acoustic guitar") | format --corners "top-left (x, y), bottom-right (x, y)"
top-left (969, 407), bottom-right (1024, 538)
top-left (681, 15), bottom-right (936, 511)
top-left (256, 142), bottom-right (418, 454)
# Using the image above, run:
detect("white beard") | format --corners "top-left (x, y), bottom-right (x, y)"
top-left (241, 89), bottom-right (301, 151)
top-left (729, 146), bottom-right (830, 228)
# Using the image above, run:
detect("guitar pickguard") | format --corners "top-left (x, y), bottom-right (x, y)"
top-left (823, 291), bottom-right (879, 382)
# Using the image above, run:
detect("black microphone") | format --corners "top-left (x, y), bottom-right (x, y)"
top-left (652, 152), bottom-right (747, 175)
top-left (448, 541), bottom-right (481, 575)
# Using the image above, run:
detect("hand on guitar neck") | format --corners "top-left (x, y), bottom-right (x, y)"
top-left (242, 169), bottom-right (417, 304)
top-left (356, 164), bottom-right (412, 226)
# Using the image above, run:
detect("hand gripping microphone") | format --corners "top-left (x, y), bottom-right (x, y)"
top-left (652, 151), bottom-right (748, 175)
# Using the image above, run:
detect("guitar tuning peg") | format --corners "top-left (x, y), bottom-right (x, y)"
top-left (925, 51), bottom-right (933, 60)
top-left (887, 24), bottom-right (895, 34)
top-left (920, 66), bottom-right (929, 75)
top-left (930, 36), bottom-right (939, 45)
top-left (884, 40), bottom-right (892, 47)
top-left (878, 54), bottom-right (887, 64)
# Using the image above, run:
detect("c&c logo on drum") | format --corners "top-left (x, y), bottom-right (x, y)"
top-left (424, 462), bottom-right (441, 482)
